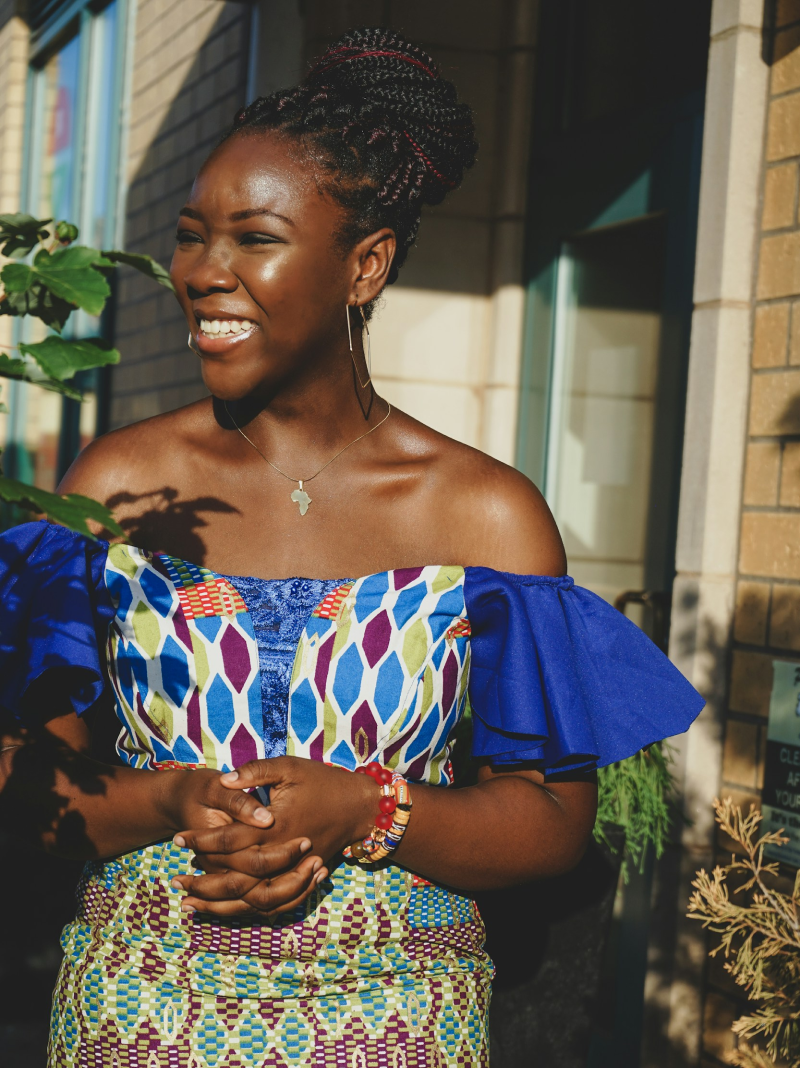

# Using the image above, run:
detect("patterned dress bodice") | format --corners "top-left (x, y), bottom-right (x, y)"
top-left (106, 546), bottom-right (472, 784)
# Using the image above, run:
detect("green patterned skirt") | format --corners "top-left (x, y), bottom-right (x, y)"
top-left (48, 841), bottom-right (492, 1067)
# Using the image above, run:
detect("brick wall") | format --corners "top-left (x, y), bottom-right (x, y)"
top-left (704, 2), bottom-right (800, 1061)
top-left (110, 0), bottom-right (251, 427)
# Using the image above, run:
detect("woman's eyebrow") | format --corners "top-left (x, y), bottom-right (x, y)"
top-left (229, 207), bottom-right (295, 226)
top-left (177, 206), bottom-right (294, 226)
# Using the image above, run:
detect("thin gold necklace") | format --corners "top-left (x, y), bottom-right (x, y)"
top-left (224, 400), bottom-right (392, 516)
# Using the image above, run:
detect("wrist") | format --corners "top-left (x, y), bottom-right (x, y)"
top-left (346, 768), bottom-right (380, 846)
top-left (154, 769), bottom-right (191, 834)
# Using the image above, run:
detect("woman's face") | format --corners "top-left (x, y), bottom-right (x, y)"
top-left (171, 131), bottom-right (368, 402)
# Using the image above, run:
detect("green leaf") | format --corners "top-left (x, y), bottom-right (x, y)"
top-left (19, 336), bottom-right (120, 382)
top-left (0, 213), bottom-right (52, 258)
top-left (0, 285), bottom-right (75, 332)
top-left (0, 476), bottom-right (123, 538)
top-left (102, 249), bottom-right (176, 292)
top-left (29, 246), bottom-right (112, 315)
top-left (1, 262), bottom-right (34, 292)
top-left (0, 354), bottom-right (28, 377)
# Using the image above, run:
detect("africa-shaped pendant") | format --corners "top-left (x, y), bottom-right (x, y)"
top-left (290, 480), bottom-right (312, 516)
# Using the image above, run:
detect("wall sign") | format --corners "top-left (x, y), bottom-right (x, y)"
top-left (763, 660), bottom-right (800, 868)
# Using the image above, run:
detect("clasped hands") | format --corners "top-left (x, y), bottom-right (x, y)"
top-left (166, 756), bottom-right (376, 919)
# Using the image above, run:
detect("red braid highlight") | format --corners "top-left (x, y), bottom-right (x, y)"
top-left (312, 49), bottom-right (438, 80)
top-left (403, 131), bottom-right (456, 189)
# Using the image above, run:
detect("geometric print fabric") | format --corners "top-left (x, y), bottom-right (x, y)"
top-left (104, 550), bottom-right (473, 790)
top-left (48, 841), bottom-right (492, 1067)
top-left (105, 545), bottom-right (265, 773)
top-left (287, 566), bottom-right (472, 785)
top-left (68, 549), bottom-right (490, 1067)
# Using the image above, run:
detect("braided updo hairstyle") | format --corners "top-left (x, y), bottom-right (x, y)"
top-left (226, 28), bottom-right (477, 310)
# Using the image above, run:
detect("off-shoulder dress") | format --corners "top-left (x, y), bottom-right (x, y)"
top-left (0, 521), bottom-right (704, 1068)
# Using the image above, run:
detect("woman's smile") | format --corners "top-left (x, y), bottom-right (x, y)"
top-left (194, 315), bottom-right (259, 353)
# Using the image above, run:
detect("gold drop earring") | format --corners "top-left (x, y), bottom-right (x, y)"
top-left (347, 303), bottom-right (372, 389)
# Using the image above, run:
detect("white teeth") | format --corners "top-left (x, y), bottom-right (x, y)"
top-left (199, 317), bottom-right (252, 335)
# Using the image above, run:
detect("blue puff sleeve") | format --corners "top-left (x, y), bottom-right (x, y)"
top-left (0, 520), bottom-right (114, 720)
top-left (463, 568), bottom-right (705, 771)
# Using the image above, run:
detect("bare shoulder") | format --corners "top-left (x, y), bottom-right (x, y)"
top-left (392, 411), bottom-right (566, 577)
top-left (58, 399), bottom-right (213, 532)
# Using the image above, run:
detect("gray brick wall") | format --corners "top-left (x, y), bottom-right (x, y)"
top-left (111, 0), bottom-right (251, 427)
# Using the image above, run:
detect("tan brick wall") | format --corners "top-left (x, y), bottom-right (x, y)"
top-left (705, 1), bottom-right (800, 1060)
top-left (110, 0), bottom-right (251, 426)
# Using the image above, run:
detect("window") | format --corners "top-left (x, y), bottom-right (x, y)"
top-left (4, 0), bottom-right (129, 494)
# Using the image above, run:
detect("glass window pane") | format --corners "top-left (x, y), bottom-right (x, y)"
top-left (545, 216), bottom-right (666, 611)
top-left (38, 33), bottom-right (81, 221)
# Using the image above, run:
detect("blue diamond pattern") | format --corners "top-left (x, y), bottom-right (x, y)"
top-left (332, 643), bottom-right (364, 712)
top-left (290, 678), bottom-right (317, 743)
top-left (206, 674), bottom-right (235, 742)
top-left (161, 634), bottom-right (190, 707)
top-left (392, 581), bottom-right (427, 629)
top-left (374, 651), bottom-right (405, 723)
top-left (353, 571), bottom-right (390, 621)
top-left (405, 701), bottom-right (441, 761)
top-left (139, 566), bottom-right (173, 614)
top-left (193, 614), bottom-right (222, 641)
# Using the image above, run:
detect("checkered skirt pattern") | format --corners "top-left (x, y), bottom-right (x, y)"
top-left (48, 842), bottom-right (492, 1067)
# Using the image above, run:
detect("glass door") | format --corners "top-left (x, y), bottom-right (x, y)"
top-left (544, 215), bottom-right (667, 635)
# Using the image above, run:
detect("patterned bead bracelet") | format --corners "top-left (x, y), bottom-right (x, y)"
top-left (343, 762), bottom-right (412, 865)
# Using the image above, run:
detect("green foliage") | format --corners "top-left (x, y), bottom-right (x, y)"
top-left (0, 213), bottom-right (173, 536)
top-left (689, 799), bottom-right (800, 1067)
top-left (594, 742), bottom-right (676, 876)
top-left (101, 249), bottom-right (175, 292)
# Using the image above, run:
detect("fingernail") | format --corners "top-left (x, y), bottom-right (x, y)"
top-left (171, 879), bottom-right (183, 890)
top-left (315, 869), bottom-right (328, 884)
top-left (173, 835), bottom-right (186, 847)
top-left (253, 807), bottom-right (270, 822)
top-left (181, 903), bottom-right (195, 913)
top-left (300, 839), bottom-right (311, 853)
top-left (221, 771), bottom-right (239, 783)
top-left (312, 858), bottom-right (322, 873)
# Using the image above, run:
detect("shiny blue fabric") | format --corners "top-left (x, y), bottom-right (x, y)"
top-left (464, 568), bottom-right (705, 770)
top-left (220, 573), bottom-right (347, 758)
top-left (0, 520), bottom-right (113, 719)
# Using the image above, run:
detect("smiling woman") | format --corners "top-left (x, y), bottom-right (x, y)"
top-left (0, 26), bottom-right (704, 1068)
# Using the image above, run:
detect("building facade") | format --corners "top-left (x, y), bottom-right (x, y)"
top-left (0, 0), bottom-right (795, 1064)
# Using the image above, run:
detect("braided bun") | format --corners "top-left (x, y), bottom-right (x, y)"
top-left (227, 28), bottom-right (477, 295)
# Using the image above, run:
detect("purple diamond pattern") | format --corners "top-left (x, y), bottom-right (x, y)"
top-left (362, 609), bottom-right (391, 668)
top-left (219, 623), bottom-right (251, 693)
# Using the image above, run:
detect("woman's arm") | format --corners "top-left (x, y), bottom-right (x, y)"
top-left (0, 710), bottom-right (319, 889)
top-left (171, 757), bottom-right (596, 915)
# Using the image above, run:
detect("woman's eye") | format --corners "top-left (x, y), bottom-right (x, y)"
top-left (175, 230), bottom-right (201, 244)
top-left (240, 232), bottom-right (278, 246)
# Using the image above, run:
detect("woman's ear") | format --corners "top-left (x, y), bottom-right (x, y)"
top-left (351, 228), bottom-right (396, 304)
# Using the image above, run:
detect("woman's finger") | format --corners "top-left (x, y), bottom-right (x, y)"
top-left (251, 869), bottom-right (330, 920)
top-left (181, 858), bottom-right (323, 916)
top-left (240, 862), bottom-right (327, 915)
top-left (175, 822), bottom-right (272, 856)
top-left (219, 757), bottom-right (288, 790)
top-left (212, 780), bottom-right (274, 827)
top-left (173, 868), bottom-right (261, 903)
top-left (195, 838), bottom-right (313, 878)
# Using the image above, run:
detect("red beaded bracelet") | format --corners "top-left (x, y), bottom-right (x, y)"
top-left (343, 763), bottom-right (412, 865)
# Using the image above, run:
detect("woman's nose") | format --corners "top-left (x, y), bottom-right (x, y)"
top-left (183, 253), bottom-right (238, 296)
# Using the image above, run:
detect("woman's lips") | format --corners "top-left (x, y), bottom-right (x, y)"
top-left (192, 318), bottom-right (257, 354)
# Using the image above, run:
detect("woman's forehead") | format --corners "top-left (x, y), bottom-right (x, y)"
top-left (187, 133), bottom-right (328, 222)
